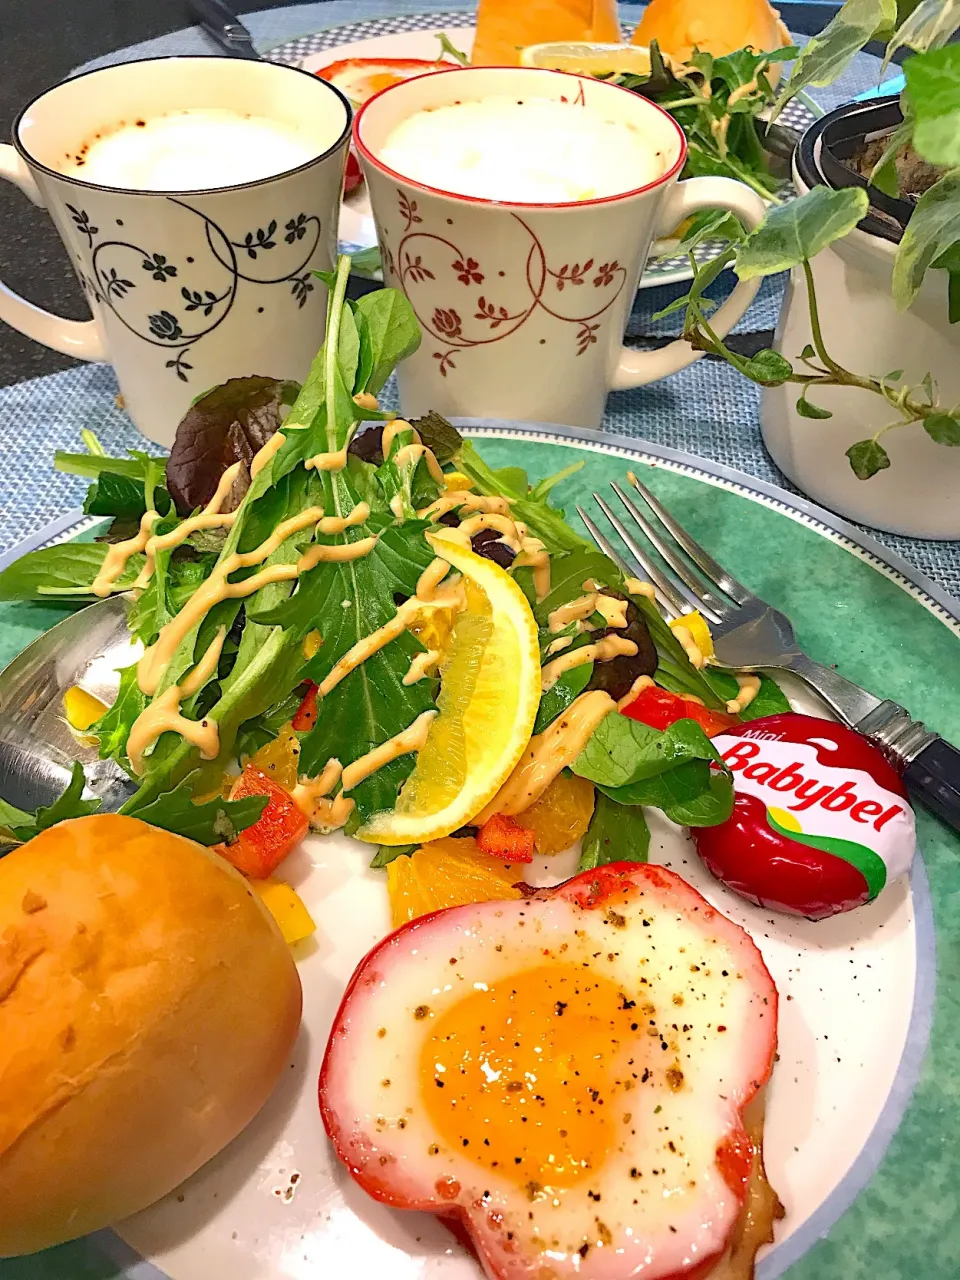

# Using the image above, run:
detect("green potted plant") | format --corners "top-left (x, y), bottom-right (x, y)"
top-left (670, 0), bottom-right (960, 538)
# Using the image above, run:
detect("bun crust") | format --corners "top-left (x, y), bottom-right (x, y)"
top-left (0, 814), bottom-right (302, 1257)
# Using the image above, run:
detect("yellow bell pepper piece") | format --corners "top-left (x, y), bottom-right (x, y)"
top-left (253, 878), bottom-right (316, 946)
top-left (443, 471), bottom-right (474, 492)
top-left (671, 610), bottom-right (714, 662)
top-left (63, 686), bottom-right (108, 731)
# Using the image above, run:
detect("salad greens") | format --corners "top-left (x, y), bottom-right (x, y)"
top-left (0, 257), bottom-right (789, 864)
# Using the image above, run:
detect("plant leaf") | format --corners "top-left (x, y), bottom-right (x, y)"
top-left (735, 187), bottom-right (870, 279)
top-left (923, 412), bottom-right (960, 444)
top-left (904, 43), bottom-right (960, 166)
top-left (742, 349), bottom-right (793, 386)
top-left (893, 171), bottom-right (960, 310)
top-left (774, 0), bottom-right (897, 117)
top-left (578, 792), bottom-right (649, 871)
top-left (846, 438), bottom-right (891, 479)
top-left (796, 390), bottom-right (834, 419)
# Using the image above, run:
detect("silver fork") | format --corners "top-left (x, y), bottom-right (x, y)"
top-left (578, 473), bottom-right (960, 833)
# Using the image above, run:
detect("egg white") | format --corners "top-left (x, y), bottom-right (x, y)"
top-left (322, 871), bottom-right (776, 1279)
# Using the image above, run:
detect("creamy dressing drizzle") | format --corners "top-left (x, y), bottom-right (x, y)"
top-left (137, 506), bottom-right (325, 695)
top-left (477, 690), bottom-right (617, 820)
top-left (416, 557), bottom-right (454, 603)
top-left (389, 494), bottom-right (405, 519)
top-left (126, 627), bottom-right (226, 774)
top-left (341, 709), bottom-right (437, 792)
top-left (419, 491), bottom-right (514, 521)
top-left (297, 535), bottom-right (378, 574)
top-left (514, 540), bottom-right (550, 601)
top-left (727, 674), bottom-right (761, 715)
top-left (250, 432), bottom-right (286, 478)
top-left (381, 419), bottom-right (445, 484)
top-left (305, 445), bottom-right (349, 472)
top-left (548, 593), bottom-right (598, 633)
top-left (91, 511), bottom-right (157, 598)
top-left (291, 759), bottom-right (355, 830)
top-left (132, 462), bottom-right (245, 590)
top-left (540, 634), bottom-right (638, 692)
top-left (595, 594), bottom-right (629, 628)
top-left (671, 624), bottom-right (704, 669)
top-left (457, 512), bottom-right (524, 552)
top-left (624, 576), bottom-right (656, 600)
top-left (545, 634), bottom-right (573, 657)
top-left (316, 502), bottom-right (371, 535)
top-left (617, 674), bottom-right (655, 711)
top-left (403, 648), bottom-right (441, 684)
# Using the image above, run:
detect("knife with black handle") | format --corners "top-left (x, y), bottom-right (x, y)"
top-left (188, 0), bottom-right (261, 59)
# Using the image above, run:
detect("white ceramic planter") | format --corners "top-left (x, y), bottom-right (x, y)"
top-left (762, 172), bottom-right (960, 539)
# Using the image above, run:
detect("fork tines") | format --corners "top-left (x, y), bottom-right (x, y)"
top-left (577, 472), bottom-right (753, 627)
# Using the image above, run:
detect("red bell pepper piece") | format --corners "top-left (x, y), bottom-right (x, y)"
top-left (621, 683), bottom-right (739, 738)
top-left (314, 57), bottom-right (454, 106)
top-left (344, 148), bottom-right (363, 196)
top-left (218, 766), bottom-right (308, 879)
top-left (292, 680), bottom-right (319, 732)
top-left (476, 813), bottom-right (535, 863)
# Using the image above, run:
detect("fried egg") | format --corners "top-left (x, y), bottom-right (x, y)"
top-left (320, 863), bottom-right (779, 1279)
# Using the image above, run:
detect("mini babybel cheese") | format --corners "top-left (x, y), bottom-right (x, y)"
top-left (695, 714), bottom-right (916, 920)
top-left (319, 862), bottom-right (779, 1279)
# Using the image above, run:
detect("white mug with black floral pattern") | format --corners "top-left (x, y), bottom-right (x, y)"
top-left (0, 57), bottom-right (350, 445)
top-left (355, 66), bottom-right (766, 429)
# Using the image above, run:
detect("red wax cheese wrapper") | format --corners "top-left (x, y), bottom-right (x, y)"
top-left (694, 713), bottom-right (916, 919)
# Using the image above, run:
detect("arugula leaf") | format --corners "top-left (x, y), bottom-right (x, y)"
top-left (578, 791), bottom-right (650, 871)
top-left (0, 543), bottom-right (145, 601)
top-left (735, 187), bottom-right (870, 280)
top-left (532, 547), bottom-right (617, 624)
top-left (235, 689), bottom-right (306, 760)
top-left (353, 288), bottom-right (422, 396)
top-left (455, 441), bottom-right (591, 553)
top-left (124, 769), bottom-right (267, 845)
top-left (8, 762), bottom-right (101, 841)
top-left (533, 663), bottom-right (594, 734)
top-left (573, 714), bottom-right (722, 789)
top-left (94, 663), bottom-right (148, 767)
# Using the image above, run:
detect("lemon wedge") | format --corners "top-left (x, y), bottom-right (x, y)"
top-left (358, 534), bottom-right (541, 845)
top-left (520, 41), bottom-right (660, 75)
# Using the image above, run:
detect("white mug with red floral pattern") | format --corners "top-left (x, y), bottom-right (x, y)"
top-left (355, 66), bottom-right (766, 429)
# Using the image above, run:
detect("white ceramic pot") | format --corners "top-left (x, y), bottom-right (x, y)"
top-left (762, 169), bottom-right (960, 539)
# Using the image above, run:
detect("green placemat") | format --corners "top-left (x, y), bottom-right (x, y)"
top-left (1, 432), bottom-right (956, 1280)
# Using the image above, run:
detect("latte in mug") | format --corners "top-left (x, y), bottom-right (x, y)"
top-left (58, 108), bottom-right (331, 191)
top-left (378, 96), bottom-right (670, 203)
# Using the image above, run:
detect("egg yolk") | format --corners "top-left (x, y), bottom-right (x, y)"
top-left (420, 964), bottom-right (641, 1189)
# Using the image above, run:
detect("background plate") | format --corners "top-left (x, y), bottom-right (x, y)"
top-left (0, 428), bottom-right (956, 1280)
top-left (263, 12), bottom-right (815, 287)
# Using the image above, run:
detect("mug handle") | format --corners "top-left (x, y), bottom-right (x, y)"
top-left (612, 176), bottom-right (766, 390)
top-left (0, 146), bottom-right (107, 360)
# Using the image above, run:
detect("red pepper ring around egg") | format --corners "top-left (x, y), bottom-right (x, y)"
top-left (694, 714), bottom-right (917, 920)
top-left (319, 862), bottom-right (780, 1280)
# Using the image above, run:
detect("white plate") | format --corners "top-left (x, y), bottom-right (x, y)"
top-left (265, 14), bottom-right (815, 290)
top-left (80, 428), bottom-right (933, 1280)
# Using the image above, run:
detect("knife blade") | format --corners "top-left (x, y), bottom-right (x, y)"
top-left (189, 0), bottom-right (261, 60)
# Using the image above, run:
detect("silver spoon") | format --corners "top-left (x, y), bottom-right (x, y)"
top-left (0, 595), bottom-right (140, 815)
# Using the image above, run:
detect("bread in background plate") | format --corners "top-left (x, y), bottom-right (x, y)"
top-left (632, 0), bottom-right (792, 65)
top-left (472, 0), bottom-right (621, 66)
top-left (0, 814), bottom-right (302, 1257)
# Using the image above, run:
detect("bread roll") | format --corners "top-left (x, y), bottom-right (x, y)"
top-left (632, 0), bottom-right (792, 66)
top-left (0, 814), bottom-right (302, 1256)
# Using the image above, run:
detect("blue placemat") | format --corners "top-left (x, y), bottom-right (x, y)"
top-left (0, 1), bottom-right (957, 600)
